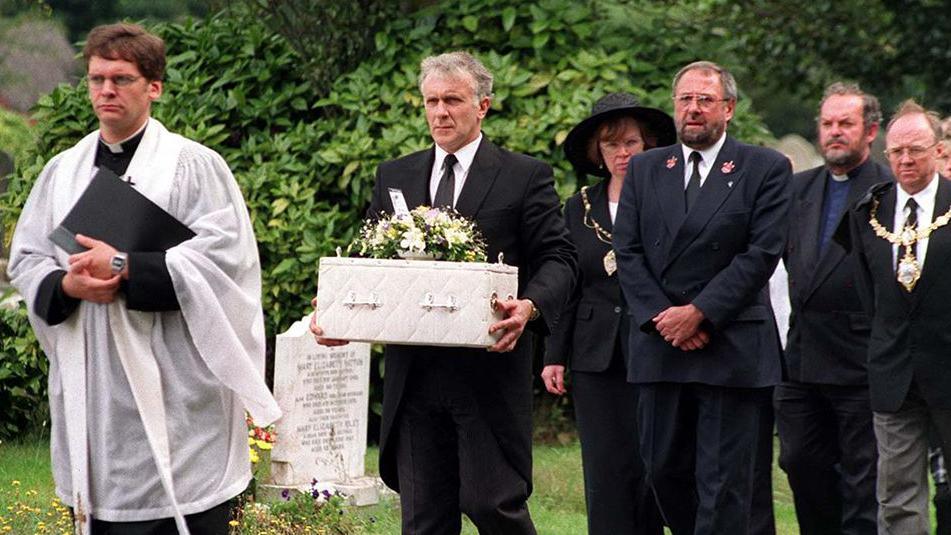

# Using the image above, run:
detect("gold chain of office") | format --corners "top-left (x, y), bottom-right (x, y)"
top-left (580, 186), bottom-right (612, 244)
top-left (868, 197), bottom-right (951, 245)
top-left (870, 197), bottom-right (951, 291)
top-left (580, 186), bottom-right (619, 275)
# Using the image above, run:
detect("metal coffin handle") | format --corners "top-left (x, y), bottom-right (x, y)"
top-left (419, 293), bottom-right (458, 312)
top-left (342, 291), bottom-right (382, 309)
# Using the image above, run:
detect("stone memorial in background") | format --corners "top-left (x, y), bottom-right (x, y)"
top-left (265, 314), bottom-right (380, 505)
top-left (773, 134), bottom-right (823, 173)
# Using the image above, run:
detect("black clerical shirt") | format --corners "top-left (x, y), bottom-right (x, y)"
top-left (36, 125), bottom-right (181, 325)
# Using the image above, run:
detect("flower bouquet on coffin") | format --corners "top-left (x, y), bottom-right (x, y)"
top-left (317, 206), bottom-right (518, 348)
top-left (351, 205), bottom-right (487, 262)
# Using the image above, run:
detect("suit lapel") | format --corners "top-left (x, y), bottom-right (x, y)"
top-left (795, 169), bottom-right (825, 295)
top-left (664, 137), bottom-right (742, 267)
top-left (865, 186), bottom-right (913, 307)
top-left (804, 161), bottom-right (886, 300)
top-left (652, 146), bottom-right (687, 238)
top-left (454, 138), bottom-right (502, 217)
top-left (589, 180), bottom-right (613, 233)
top-left (908, 177), bottom-right (951, 305)
top-left (401, 149), bottom-right (434, 210)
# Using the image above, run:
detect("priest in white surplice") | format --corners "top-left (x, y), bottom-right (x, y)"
top-left (7, 23), bottom-right (280, 535)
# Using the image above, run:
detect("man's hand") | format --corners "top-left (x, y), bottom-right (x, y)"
top-left (541, 364), bottom-right (567, 395)
top-left (653, 304), bottom-right (705, 347)
top-left (68, 234), bottom-right (122, 280)
top-left (62, 263), bottom-right (120, 303)
top-left (674, 329), bottom-right (710, 351)
top-left (309, 297), bottom-right (349, 347)
top-left (488, 298), bottom-right (534, 352)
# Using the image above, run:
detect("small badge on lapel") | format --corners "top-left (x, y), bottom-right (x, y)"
top-left (721, 161), bottom-right (735, 174)
top-left (666, 155), bottom-right (678, 169)
top-left (727, 180), bottom-right (734, 188)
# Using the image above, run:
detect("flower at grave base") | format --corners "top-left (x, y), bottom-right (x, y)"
top-left (249, 449), bottom-right (260, 464)
top-left (280, 489), bottom-right (291, 501)
top-left (255, 440), bottom-right (272, 450)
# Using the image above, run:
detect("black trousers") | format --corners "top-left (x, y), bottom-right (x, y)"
top-left (77, 499), bottom-right (232, 535)
top-left (774, 382), bottom-right (877, 535)
top-left (637, 382), bottom-right (774, 535)
top-left (573, 361), bottom-right (663, 535)
top-left (394, 360), bottom-right (536, 535)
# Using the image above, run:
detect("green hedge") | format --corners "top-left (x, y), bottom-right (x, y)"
top-left (0, 0), bottom-right (774, 439)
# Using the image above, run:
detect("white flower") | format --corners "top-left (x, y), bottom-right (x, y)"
top-left (400, 226), bottom-right (426, 252)
top-left (444, 227), bottom-right (469, 246)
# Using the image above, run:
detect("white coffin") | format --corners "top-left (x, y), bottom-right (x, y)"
top-left (316, 257), bottom-right (519, 348)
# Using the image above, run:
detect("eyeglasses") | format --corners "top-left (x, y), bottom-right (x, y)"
top-left (883, 142), bottom-right (937, 160)
top-left (673, 94), bottom-right (729, 110)
top-left (599, 139), bottom-right (643, 153)
top-left (87, 75), bottom-right (142, 88)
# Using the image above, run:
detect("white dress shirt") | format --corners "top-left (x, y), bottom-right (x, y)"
top-left (430, 134), bottom-right (483, 207)
top-left (680, 132), bottom-right (728, 189)
top-left (893, 173), bottom-right (940, 270)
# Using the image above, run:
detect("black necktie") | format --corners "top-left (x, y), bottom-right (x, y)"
top-left (685, 151), bottom-right (702, 212)
top-left (433, 154), bottom-right (457, 208)
top-left (897, 197), bottom-right (919, 271)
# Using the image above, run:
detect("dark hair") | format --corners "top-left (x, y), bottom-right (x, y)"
top-left (584, 116), bottom-right (653, 168)
top-left (83, 23), bottom-right (166, 82)
top-left (819, 82), bottom-right (882, 132)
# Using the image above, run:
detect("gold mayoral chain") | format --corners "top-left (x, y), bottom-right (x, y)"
top-left (869, 197), bottom-right (951, 292)
top-left (580, 186), bottom-right (617, 275)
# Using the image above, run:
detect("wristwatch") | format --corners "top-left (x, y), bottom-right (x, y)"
top-left (111, 252), bottom-right (128, 275)
top-left (526, 299), bottom-right (540, 321)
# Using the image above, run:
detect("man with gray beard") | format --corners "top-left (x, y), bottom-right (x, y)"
top-left (777, 82), bottom-right (890, 534)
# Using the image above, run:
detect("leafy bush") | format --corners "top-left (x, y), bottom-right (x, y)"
top-left (0, 300), bottom-right (47, 439)
top-left (0, 0), bottom-right (774, 438)
top-left (0, 107), bottom-right (34, 165)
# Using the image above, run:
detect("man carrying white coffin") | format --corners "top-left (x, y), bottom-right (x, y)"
top-left (8, 22), bottom-right (280, 534)
top-left (311, 51), bottom-right (577, 534)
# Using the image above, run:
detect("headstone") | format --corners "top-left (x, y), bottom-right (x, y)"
top-left (773, 134), bottom-right (823, 173)
top-left (264, 314), bottom-right (381, 505)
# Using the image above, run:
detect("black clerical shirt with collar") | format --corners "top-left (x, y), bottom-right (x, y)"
top-left (94, 127), bottom-right (145, 178)
top-left (35, 126), bottom-right (181, 325)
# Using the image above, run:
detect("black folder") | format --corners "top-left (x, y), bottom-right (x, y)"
top-left (49, 167), bottom-right (195, 254)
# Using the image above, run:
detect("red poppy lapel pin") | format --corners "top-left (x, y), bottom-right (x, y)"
top-left (666, 155), bottom-right (678, 169)
top-left (721, 160), bottom-right (735, 174)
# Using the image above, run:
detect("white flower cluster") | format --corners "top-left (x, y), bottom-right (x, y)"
top-left (351, 206), bottom-right (487, 262)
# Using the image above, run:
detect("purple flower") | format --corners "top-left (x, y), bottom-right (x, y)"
top-left (281, 489), bottom-right (291, 501)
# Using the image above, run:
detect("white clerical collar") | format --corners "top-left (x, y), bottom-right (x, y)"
top-left (896, 173), bottom-right (940, 217)
top-left (435, 133), bottom-right (482, 175)
top-left (100, 120), bottom-right (148, 154)
top-left (681, 131), bottom-right (727, 167)
top-left (831, 173), bottom-right (849, 182)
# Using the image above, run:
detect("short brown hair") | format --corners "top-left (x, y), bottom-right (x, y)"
top-left (83, 23), bottom-right (166, 82)
top-left (886, 99), bottom-right (941, 141)
top-left (819, 82), bottom-right (882, 133)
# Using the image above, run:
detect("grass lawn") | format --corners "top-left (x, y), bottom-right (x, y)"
top-left (0, 436), bottom-right (802, 534)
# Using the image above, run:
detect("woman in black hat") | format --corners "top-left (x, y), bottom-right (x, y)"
top-left (542, 92), bottom-right (675, 535)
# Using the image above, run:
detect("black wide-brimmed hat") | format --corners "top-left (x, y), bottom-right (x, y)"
top-left (563, 92), bottom-right (676, 178)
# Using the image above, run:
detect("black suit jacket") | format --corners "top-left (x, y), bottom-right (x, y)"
top-left (784, 159), bottom-right (891, 385)
top-left (613, 136), bottom-right (791, 387)
top-left (545, 180), bottom-right (627, 372)
top-left (368, 138), bottom-right (577, 491)
top-left (847, 176), bottom-right (951, 412)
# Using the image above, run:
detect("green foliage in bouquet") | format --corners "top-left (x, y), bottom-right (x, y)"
top-left (352, 206), bottom-right (487, 262)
